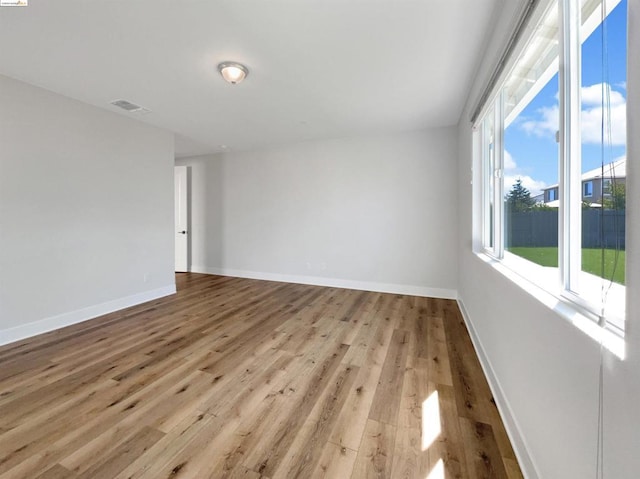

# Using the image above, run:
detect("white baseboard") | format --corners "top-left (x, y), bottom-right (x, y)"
top-left (0, 285), bottom-right (176, 347)
top-left (191, 265), bottom-right (457, 299)
top-left (456, 298), bottom-right (540, 479)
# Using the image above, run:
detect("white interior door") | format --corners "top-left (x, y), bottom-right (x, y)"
top-left (174, 166), bottom-right (189, 272)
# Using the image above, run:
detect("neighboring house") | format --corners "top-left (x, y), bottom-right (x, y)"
top-left (532, 192), bottom-right (545, 204)
top-left (542, 158), bottom-right (626, 206)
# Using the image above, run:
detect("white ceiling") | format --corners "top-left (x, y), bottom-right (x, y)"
top-left (0, 0), bottom-right (499, 158)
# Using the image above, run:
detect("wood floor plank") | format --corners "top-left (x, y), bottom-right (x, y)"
top-left (390, 425), bottom-right (429, 479)
top-left (72, 426), bottom-right (164, 479)
top-left (270, 363), bottom-right (359, 479)
top-left (459, 418), bottom-right (509, 479)
top-left (0, 379), bottom-right (118, 474)
top-left (434, 383), bottom-right (470, 479)
top-left (441, 303), bottom-right (520, 468)
top-left (197, 348), bottom-right (291, 417)
top-left (426, 315), bottom-right (454, 386)
top-left (116, 370), bottom-right (274, 479)
top-left (0, 274), bottom-right (523, 479)
top-left (350, 419), bottom-right (396, 479)
top-left (0, 352), bottom-right (217, 478)
top-left (340, 293), bottom-right (393, 367)
top-left (504, 457), bottom-right (525, 479)
top-left (368, 328), bottom-right (411, 426)
top-left (112, 410), bottom-right (216, 479)
top-left (390, 361), bottom-right (432, 478)
top-left (33, 464), bottom-right (77, 479)
top-left (442, 301), bottom-right (495, 424)
top-left (192, 341), bottom-right (340, 477)
top-left (225, 465), bottom-right (264, 479)
top-left (327, 320), bottom-right (389, 451)
top-left (241, 343), bottom-right (350, 476)
top-left (0, 351), bottom-right (150, 430)
top-left (0, 273), bottom-right (223, 362)
top-left (340, 292), bottom-right (381, 346)
top-left (310, 441), bottom-right (357, 479)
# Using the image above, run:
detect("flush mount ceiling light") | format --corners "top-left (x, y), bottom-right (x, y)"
top-left (217, 62), bottom-right (249, 85)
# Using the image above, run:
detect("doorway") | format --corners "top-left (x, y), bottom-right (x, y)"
top-left (174, 165), bottom-right (189, 272)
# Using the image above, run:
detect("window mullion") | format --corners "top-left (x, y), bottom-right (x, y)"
top-left (482, 120), bottom-right (492, 251)
top-left (494, 95), bottom-right (505, 258)
top-left (559, 0), bottom-right (582, 293)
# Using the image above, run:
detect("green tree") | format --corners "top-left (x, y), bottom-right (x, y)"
top-left (505, 178), bottom-right (536, 212)
top-left (534, 202), bottom-right (555, 211)
top-left (603, 183), bottom-right (626, 210)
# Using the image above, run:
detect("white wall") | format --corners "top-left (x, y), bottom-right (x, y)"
top-left (0, 75), bottom-right (176, 344)
top-left (457, 1), bottom-right (640, 478)
top-left (176, 128), bottom-right (458, 298)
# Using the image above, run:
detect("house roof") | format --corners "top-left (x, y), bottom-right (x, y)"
top-left (543, 157), bottom-right (626, 191)
top-left (581, 157), bottom-right (626, 180)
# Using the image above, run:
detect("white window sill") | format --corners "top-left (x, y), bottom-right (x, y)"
top-left (475, 251), bottom-right (625, 359)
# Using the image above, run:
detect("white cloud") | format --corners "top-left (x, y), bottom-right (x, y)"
top-left (504, 149), bottom-right (517, 170)
top-left (520, 105), bottom-right (558, 138)
top-left (504, 174), bottom-right (547, 197)
top-left (503, 150), bottom-right (547, 196)
top-left (581, 100), bottom-right (626, 145)
top-left (581, 83), bottom-right (625, 107)
top-left (518, 83), bottom-right (626, 146)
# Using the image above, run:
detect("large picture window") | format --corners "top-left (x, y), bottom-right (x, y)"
top-left (478, 0), bottom-right (627, 332)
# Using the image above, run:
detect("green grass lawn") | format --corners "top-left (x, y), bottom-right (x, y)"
top-left (508, 247), bottom-right (626, 285)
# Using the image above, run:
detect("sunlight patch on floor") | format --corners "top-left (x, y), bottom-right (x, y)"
top-left (425, 458), bottom-right (444, 479)
top-left (421, 390), bottom-right (441, 451)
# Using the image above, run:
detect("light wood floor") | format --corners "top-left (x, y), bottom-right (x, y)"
top-left (0, 273), bottom-right (523, 479)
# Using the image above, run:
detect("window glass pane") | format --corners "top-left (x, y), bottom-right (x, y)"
top-left (483, 111), bottom-right (495, 250)
top-left (502, 2), bottom-right (559, 269)
top-left (475, 0), bottom-right (626, 332)
top-left (579, 0), bottom-right (626, 312)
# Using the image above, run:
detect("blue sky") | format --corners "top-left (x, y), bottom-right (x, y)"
top-left (504, 0), bottom-right (627, 196)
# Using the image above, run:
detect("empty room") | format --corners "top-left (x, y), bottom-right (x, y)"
top-left (0, 0), bottom-right (637, 478)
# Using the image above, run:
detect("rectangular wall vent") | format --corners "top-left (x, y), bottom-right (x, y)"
top-left (110, 99), bottom-right (150, 113)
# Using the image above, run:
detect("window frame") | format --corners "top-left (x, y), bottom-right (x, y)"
top-left (476, 0), bottom-right (626, 335)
